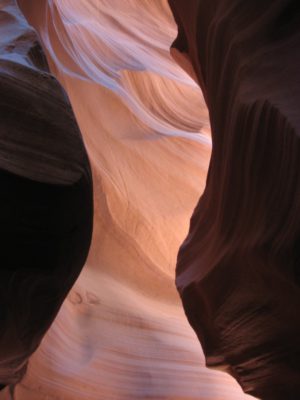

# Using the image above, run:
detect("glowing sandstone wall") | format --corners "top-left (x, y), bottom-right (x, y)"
top-left (3, 0), bottom-right (294, 398)
top-left (12, 0), bottom-right (256, 399)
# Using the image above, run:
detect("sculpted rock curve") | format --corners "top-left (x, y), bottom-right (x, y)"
top-left (14, 0), bottom-right (255, 399)
top-left (168, 0), bottom-right (300, 398)
top-left (0, 0), bottom-right (93, 389)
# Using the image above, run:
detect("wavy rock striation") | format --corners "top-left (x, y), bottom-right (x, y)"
top-left (14, 0), bottom-right (256, 399)
top-left (168, 0), bottom-right (300, 399)
top-left (0, 0), bottom-right (93, 390)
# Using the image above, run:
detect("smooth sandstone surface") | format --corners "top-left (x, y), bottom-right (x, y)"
top-left (10, 0), bottom-right (255, 399)
top-left (168, 0), bottom-right (300, 399)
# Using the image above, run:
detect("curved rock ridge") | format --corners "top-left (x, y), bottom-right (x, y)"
top-left (168, 0), bottom-right (300, 399)
top-left (0, 0), bottom-right (93, 390)
top-left (24, 0), bottom-right (211, 139)
top-left (15, 0), bottom-right (255, 399)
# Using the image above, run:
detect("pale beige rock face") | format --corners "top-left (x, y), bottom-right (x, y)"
top-left (15, 0), bottom-right (256, 399)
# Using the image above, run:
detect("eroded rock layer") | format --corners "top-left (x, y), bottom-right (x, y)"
top-left (14, 0), bottom-right (255, 399)
top-left (0, 0), bottom-right (93, 388)
top-left (168, 0), bottom-right (300, 399)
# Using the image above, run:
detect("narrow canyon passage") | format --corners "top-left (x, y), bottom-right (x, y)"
top-left (1, 0), bottom-right (298, 399)
top-left (5, 0), bottom-right (255, 398)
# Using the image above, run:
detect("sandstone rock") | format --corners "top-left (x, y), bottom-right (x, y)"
top-left (0, 0), bottom-right (93, 386)
top-left (168, 1), bottom-right (300, 398)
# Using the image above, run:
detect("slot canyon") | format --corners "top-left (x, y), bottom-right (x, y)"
top-left (0, 0), bottom-right (299, 399)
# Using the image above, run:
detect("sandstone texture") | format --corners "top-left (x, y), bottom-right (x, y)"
top-left (168, 1), bottom-right (300, 398)
top-left (0, 0), bottom-right (93, 390)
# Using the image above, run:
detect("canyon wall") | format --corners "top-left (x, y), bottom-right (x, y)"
top-left (11, 0), bottom-right (255, 399)
top-left (0, 0), bottom-right (93, 394)
top-left (168, 1), bottom-right (300, 399)
top-left (3, 0), bottom-right (295, 399)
